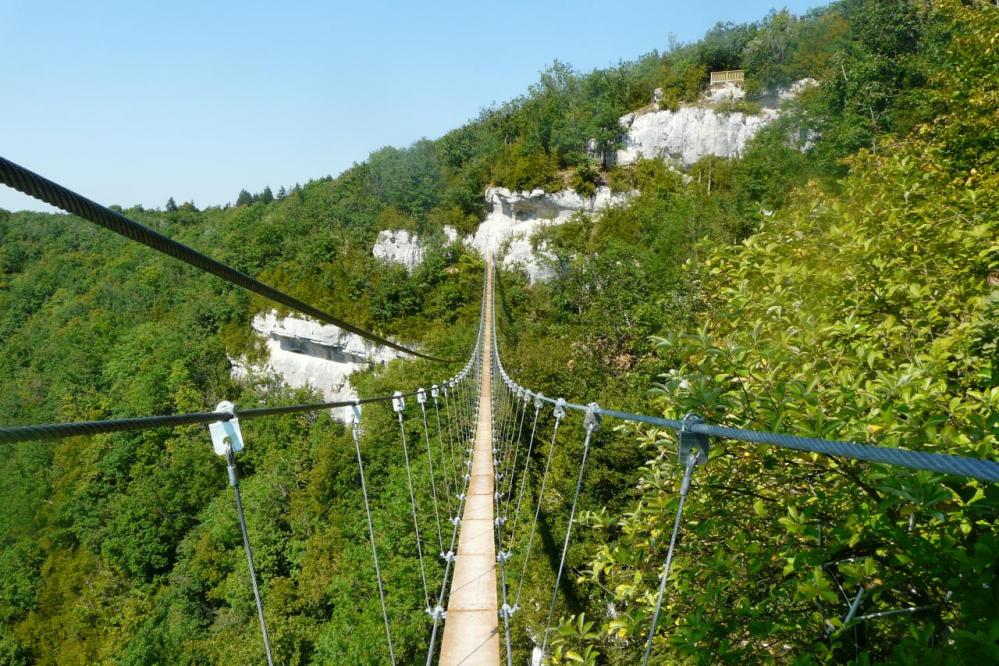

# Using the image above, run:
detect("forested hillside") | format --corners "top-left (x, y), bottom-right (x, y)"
top-left (1, 0), bottom-right (996, 664)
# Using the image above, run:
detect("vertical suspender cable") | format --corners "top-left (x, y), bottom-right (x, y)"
top-left (513, 403), bottom-right (564, 611)
top-left (393, 394), bottom-right (431, 612)
top-left (540, 405), bottom-right (600, 658)
top-left (224, 445), bottom-right (275, 666)
top-left (508, 399), bottom-right (542, 547)
top-left (641, 451), bottom-right (699, 666)
top-left (417, 390), bottom-right (444, 552)
top-left (350, 404), bottom-right (396, 665)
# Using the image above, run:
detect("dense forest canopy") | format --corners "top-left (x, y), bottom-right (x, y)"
top-left (1, 0), bottom-right (996, 664)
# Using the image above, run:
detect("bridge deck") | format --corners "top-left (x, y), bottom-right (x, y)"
top-left (439, 262), bottom-right (500, 665)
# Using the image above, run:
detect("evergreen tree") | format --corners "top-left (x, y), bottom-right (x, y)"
top-left (259, 186), bottom-right (274, 204)
top-left (164, 197), bottom-right (178, 212)
top-left (235, 189), bottom-right (253, 206)
top-left (276, 186), bottom-right (287, 199)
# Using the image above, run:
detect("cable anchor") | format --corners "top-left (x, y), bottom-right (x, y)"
top-left (679, 413), bottom-right (709, 466)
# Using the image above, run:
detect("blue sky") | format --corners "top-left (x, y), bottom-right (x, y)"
top-left (0, 0), bottom-right (828, 212)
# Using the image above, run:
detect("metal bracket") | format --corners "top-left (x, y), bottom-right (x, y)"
top-left (209, 401), bottom-right (244, 456)
top-left (584, 403), bottom-right (602, 433)
top-left (495, 516), bottom-right (507, 527)
top-left (497, 550), bottom-right (511, 563)
top-left (440, 551), bottom-right (455, 563)
top-left (500, 603), bottom-right (518, 619)
top-left (554, 398), bottom-right (567, 419)
top-left (523, 389), bottom-right (532, 404)
top-left (417, 388), bottom-right (427, 405)
top-left (392, 391), bottom-right (405, 413)
top-left (679, 413), bottom-right (709, 465)
top-left (534, 392), bottom-right (544, 410)
top-left (427, 605), bottom-right (447, 621)
top-left (431, 384), bottom-right (440, 401)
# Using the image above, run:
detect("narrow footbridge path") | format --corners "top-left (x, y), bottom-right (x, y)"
top-left (439, 260), bottom-right (500, 665)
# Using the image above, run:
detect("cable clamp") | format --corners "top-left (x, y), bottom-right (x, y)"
top-left (584, 402), bottom-right (602, 433)
top-left (494, 491), bottom-right (505, 500)
top-left (495, 516), bottom-right (507, 527)
top-left (523, 389), bottom-right (532, 404)
top-left (209, 401), bottom-right (244, 456)
top-left (417, 388), bottom-right (427, 405)
top-left (456, 493), bottom-right (466, 502)
top-left (554, 398), bottom-right (567, 419)
top-left (463, 473), bottom-right (471, 482)
top-left (392, 391), bottom-right (405, 413)
top-left (497, 550), bottom-right (511, 563)
top-left (679, 413), bottom-right (709, 466)
top-left (427, 605), bottom-right (447, 620)
top-left (450, 516), bottom-right (461, 526)
top-left (440, 551), bottom-right (455, 563)
top-left (500, 603), bottom-right (518, 619)
top-left (431, 384), bottom-right (440, 400)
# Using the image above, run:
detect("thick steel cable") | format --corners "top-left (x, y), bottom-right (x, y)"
top-left (224, 446), bottom-right (275, 666)
top-left (513, 410), bottom-right (563, 611)
top-left (350, 408), bottom-right (396, 665)
top-left (395, 411), bottom-right (431, 611)
top-left (0, 156), bottom-right (447, 362)
top-left (540, 420), bottom-right (597, 658)
top-left (0, 393), bottom-right (421, 444)
top-left (641, 451), bottom-right (698, 666)
top-left (419, 401), bottom-right (445, 553)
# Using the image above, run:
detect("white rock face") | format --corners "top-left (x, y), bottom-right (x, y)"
top-left (616, 79), bottom-right (816, 167)
top-left (617, 105), bottom-right (778, 167)
top-left (231, 310), bottom-right (403, 420)
top-left (373, 229), bottom-right (423, 271)
top-left (468, 186), bottom-right (633, 283)
top-left (372, 226), bottom-right (460, 271)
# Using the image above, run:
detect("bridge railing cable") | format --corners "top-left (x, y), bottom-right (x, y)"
top-left (489, 268), bottom-right (998, 484)
top-left (0, 156), bottom-right (449, 362)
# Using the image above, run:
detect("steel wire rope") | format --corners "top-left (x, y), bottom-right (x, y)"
top-left (539, 413), bottom-right (599, 658)
top-left (502, 391), bottom-right (530, 524)
top-left (641, 450), bottom-right (699, 666)
top-left (393, 399), bottom-right (432, 612)
top-left (431, 392), bottom-right (455, 518)
top-left (223, 445), bottom-right (275, 666)
top-left (349, 405), bottom-right (396, 665)
top-left (507, 400), bottom-right (542, 548)
top-left (513, 405), bottom-right (564, 612)
top-left (0, 393), bottom-right (418, 444)
top-left (418, 394), bottom-right (445, 553)
top-left (0, 157), bottom-right (449, 363)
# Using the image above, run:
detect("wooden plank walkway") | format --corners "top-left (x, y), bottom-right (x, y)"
top-left (439, 261), bottom-right (500, 665)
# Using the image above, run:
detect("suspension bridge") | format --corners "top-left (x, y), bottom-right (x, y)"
top-left (1, 156), bottom-right (998, 664)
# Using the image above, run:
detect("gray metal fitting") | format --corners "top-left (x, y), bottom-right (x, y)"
top-left (679, 412), bottom-right (709, 466)
top-left (440, 551), bottom-right (456, 563)
top-left (209, 401), bottom-right (244, 456)
top-left (523, 389), bottom-right (532, 404)
top-left (431, 384), bottom-right (440, 400)
top-left (584, 403), bottom-right (602, 433)
top-left (392, 391), bottom-right (405, 413)
top-left (495, 516), bottom-right (507, 527)
top-left (554, 398), bottom-right (567, 419)
top-left (500, 603), bottom-right (518, 619)
top-left (417, 388), bottom-right (427, 404)
top-left (497, 550), bottom-right (511, 563)
top-left (534, 392), bottom-right (544, 410)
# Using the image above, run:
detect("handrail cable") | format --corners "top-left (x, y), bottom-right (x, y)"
top-left (0, 392), bottom-right (419, 444)
top-left (0, 156), bottom-right (448, 362)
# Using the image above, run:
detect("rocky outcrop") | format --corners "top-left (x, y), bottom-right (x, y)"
top-left (373, 229), bottom-right (423, 271)
top-left (372, 226), bottom-right (460, 271)
top-left (616, 79), bottom-right (816, 167)
top-left (231, 311), bottom-right (403, 420)
top-left (469, 186), bottom-right (633, 283)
